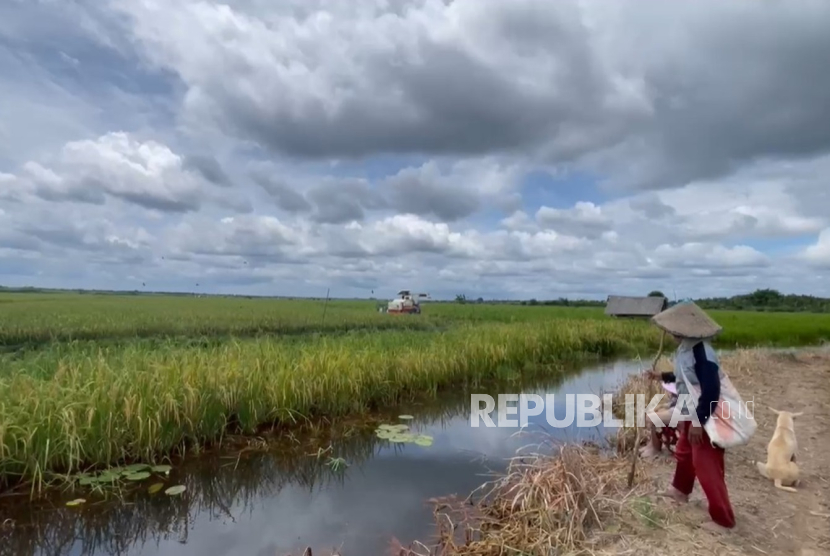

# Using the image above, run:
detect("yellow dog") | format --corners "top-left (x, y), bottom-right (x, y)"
top-left (755, 407), bottom-right (803, 492)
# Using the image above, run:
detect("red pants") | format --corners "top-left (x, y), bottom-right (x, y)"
top-left (672, 421), bottom-right (736, 528)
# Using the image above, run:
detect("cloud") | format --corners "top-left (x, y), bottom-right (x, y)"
top-left (382, 159), bottom-right (522, 222)
top-left (182, 154), bottom-right (232, 187)
top-left (802, 229), bottom-right (830, 269)
top-left (2, 0), bottom-right (830, 300)
top-left (109, 0), bottom-right (830, 192)
top-left (112, 0), bottom-right (651, 161)
top-left (306, 179), bottom-right (387, 224)
top-left (251, 173), bottom-right (313, 213)
top-left (535, 202), bottom-right (611, 239)
top-left (2, 132), bottom-right (250, 213)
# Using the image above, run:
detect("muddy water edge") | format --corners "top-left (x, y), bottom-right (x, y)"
top-left (0, 357), bottom-right (648, 556)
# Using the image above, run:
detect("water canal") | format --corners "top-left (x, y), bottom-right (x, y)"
top-left (0, 357), bottom-right (647, 556)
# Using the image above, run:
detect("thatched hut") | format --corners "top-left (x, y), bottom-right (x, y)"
top-left (604, 295), bottom-right (668, 318)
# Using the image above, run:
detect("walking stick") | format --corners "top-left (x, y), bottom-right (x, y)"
top-left (628, 329), bottom-right (667, 487)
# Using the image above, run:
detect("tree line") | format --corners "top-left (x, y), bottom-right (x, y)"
top-left (457, 288), bottom-right (830, 313)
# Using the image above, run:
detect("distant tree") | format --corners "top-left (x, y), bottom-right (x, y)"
top-left (455, 294), bottom-right (467, 304)
top-left (648, 290), bottom-right (666, 298)
top-left (476, 297), bottom-right (484, 303)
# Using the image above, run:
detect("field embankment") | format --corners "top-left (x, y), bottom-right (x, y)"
top-left (399, 348), bottom-right (830, 556)
top-left (1, 292), bottom-right (828, 493)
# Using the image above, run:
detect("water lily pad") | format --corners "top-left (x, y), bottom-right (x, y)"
top-left (95, 473), bottom-right (120, 483)
top-left (124, 464), bottom-right (151, 473)
top-left (126, 471), bottom-right (151, 481)
top-left (389, 433), bottom-right (416, 443)
top-left (148, 483), bottom-right (165, 494)
top-left (165, 485), bottom-right (186, 496)
top-left (398, 415), bottom-right (414, 420)
top-left (65, 498), bottom-right (86, 507)
top-left (414, 435), bottom-right (434, 447)
top-left (78, 477), bottom-right (96, 486)
top-left (151, 465), bottom-right (172, 474)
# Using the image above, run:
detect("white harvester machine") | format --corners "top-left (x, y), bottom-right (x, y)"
top-left (379, 290), bottom-right (429, 314)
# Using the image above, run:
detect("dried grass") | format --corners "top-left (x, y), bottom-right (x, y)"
top-left (392, 348), bottom-right (830, 556)
top-left (396, 444), bottom-right (648, 556)
top-left (606, 356), bottom-right (669, 454)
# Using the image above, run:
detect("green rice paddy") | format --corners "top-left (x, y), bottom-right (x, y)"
top-left (1, 292), bottom-right (828, 491)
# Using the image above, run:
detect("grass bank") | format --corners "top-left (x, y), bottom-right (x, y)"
top-left (0, 320), bottom-right (660, 490)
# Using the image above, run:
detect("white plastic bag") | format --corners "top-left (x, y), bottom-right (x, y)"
top-left (680, 370), bottom-right (756, 449)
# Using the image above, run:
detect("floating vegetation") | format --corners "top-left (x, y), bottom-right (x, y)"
top-left (164, 485), bottom-right (186, 496)
top-left (70, 464), bottom-right (172, 490)
top-left (65, 498), bottom-right (86, 507)
top-left (148, 483), bottom-right (165, 494)
top-left (398, 415), bottom-right (414, 420)
top-left (325, 457), bottom-right (349, 472)
top-left (374, 423), bottom-right (433, 446)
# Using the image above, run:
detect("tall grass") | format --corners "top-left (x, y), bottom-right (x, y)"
top-left (0, 320), bottom-right (661, 489)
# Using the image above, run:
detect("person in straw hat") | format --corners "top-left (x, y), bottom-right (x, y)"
top-left (645, 300), bottom-right (736, 532)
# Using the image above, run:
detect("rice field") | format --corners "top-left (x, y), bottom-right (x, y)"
top-left (0, 292), bottom-right (828, 491)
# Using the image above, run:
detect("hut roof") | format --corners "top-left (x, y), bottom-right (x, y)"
top-left (604, 295), bottom-right (668, 317)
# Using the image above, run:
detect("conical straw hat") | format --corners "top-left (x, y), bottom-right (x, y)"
top-left (651, 301), bottom-right (722, 340)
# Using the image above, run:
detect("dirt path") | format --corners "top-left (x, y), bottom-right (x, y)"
top-left (602, 348), bottom-right (830, 556)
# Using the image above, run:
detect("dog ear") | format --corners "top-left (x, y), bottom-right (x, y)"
top-left (791, 412), bottom-right (804, 418)
top-left (768, 407), bottom-right (780, 414)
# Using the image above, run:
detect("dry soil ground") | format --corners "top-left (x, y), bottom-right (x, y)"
top-left (601, 347), bottom-right (830, 556)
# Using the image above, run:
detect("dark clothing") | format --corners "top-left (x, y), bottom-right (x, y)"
top-left (659, 341), bottom-right (721, 425)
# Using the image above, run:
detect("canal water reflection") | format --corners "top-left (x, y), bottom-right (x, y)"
top-left (0, 358), bottom-right (646, 556)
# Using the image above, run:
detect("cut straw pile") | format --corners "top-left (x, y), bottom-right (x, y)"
top-left (608, 355), bottom-right (672, 454)
top-left (399, 443), bottom-right (647, 556)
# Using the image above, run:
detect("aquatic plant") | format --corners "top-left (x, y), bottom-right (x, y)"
top-left (164, 485), bottom-right (186, 496)
top-left (69, 463), bottom-right (172, 492)
top-left (374, 423), bottom-right (434, 446)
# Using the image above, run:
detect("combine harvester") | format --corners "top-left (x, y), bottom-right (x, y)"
top-left (380, 290), bottom-right (429, 314)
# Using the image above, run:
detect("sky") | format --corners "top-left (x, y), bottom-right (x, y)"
top-left (2, 0), bottom-right (830, 301)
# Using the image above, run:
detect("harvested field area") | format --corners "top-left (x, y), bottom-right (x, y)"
top-left (395, 348), bottom-right (830, 556)
top-left (605, 348), bottom-right (830, 556)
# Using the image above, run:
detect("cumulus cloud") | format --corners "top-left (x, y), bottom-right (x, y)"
top-left (2, 0), bottom-right (830, 299)
top-left (802, 229), bottom-right (830, 269)
top-left (251, 173), bottom-right (313, 213)
top-left (112, 0), bottom-right (650, 163)
top-left (108, 0), bottom-right (830, 191)
top-left (535, 202), bottom-right (611, 239)
top-left (2, 132), bottom-right (249, 213)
